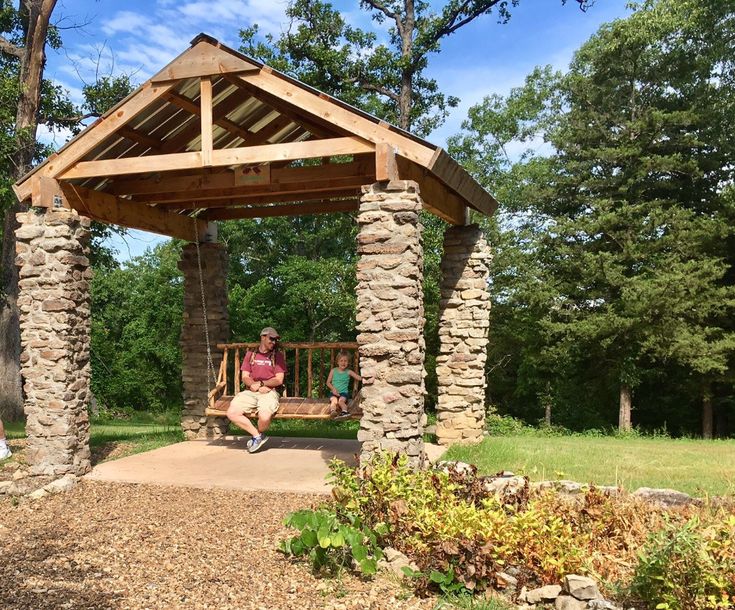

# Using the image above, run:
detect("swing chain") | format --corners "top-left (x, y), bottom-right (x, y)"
top-left (193, 218), bottom-right (217, 391)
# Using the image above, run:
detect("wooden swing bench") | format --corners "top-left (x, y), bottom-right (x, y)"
top-left (205, 341), bottom-right (362, 420)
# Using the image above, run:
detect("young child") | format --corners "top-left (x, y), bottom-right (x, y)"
top-left (326, 350), bottom-right (362, 421)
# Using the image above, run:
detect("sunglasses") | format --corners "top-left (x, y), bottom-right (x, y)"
top-left (264, 336), bottom-right (279, 342)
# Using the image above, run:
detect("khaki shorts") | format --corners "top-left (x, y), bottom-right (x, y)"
top-left (228, 389), bottom-right (280, 417)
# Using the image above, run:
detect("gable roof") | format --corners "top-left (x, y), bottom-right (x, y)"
top-left (14, 34), bottom-right (497, 239)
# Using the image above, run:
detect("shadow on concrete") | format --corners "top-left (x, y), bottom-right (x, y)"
top-left (205, 435), bottom-right (360, 467)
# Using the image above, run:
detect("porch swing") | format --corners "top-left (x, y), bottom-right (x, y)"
top-left (191, 221), bottom-right (363, 421)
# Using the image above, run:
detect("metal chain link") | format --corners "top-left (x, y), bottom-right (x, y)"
top-left (193, 218), bottom-right (217, 390)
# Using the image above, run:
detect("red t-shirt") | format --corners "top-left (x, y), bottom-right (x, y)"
top-left (241, 349), bottom-right (287, 382)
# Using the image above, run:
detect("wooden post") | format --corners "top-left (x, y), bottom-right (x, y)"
top-left (294, 348), bottom-right (300, 397)
top-left (200, 77), bottom-right (213, 167)
top-left (307, 348), bottom-right (313, 398)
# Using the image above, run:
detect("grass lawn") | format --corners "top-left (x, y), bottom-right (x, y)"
top-left (445, 434), bottom-right (735, 497)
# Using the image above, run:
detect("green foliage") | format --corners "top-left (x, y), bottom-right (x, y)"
top-left (280, 508), bottom-right (385, 576)
top-left (328, 453), bottom-right (584, 594)
top-left (449, 0), bottom-right (735, 434)
top-left (630, 516), bottom-right (735, 610)
top-left (90, 241), bottom-right (184, 412)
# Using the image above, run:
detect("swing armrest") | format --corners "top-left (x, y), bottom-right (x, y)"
top-left (208, 381), bottom-right (227, 407)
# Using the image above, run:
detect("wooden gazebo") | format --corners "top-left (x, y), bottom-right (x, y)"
top-left (12, 34), bottom-right (495, 477)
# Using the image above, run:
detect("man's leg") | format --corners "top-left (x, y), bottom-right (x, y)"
top-left (227, 391), bottom-right (259, 437)
top-left (257, 391), bottom-right (280, 434)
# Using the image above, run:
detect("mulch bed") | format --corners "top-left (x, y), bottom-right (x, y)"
top-left (0, 481), bottom-right (436, 610)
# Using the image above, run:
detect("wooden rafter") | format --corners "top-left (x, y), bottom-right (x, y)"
top-left (14, 81), bottom-right (177, 201)
top-left (225, 74), bottom-right (343, 140)
top-left (238, 71), bottom-right (435, 167)
top-left (165, 90), bottom-right (252, 142)
top-left (200, 77), bottom-right (213, 166)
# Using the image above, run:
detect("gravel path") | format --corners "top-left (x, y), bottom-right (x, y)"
top-left (0, 480), bottom-right (436, 610)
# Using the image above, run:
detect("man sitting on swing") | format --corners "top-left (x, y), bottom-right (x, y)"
top-left (226, 327), bottom-right (286, 453)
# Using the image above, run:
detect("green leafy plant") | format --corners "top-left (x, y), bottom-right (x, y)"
top-left (630, 516), bottom-right (735, 610)
top-left (279, 508), bottom-right (386, 576)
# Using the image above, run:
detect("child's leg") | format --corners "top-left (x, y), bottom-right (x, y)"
top-left (338, 396), bottom-right (348, 413)
top-left (329, 395), bottom-right (339, 412)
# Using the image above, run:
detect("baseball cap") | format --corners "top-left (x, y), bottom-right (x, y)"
top-left (260, 326), bottom-right (280, 339)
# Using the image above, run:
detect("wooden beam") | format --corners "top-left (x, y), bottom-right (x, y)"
top-left (376, 143), bottom-right (399, 182)
top-left (14, 81), bottom-right (176, 201)
top-left (397, 157), bottom-right (467, 226)
top-left (36, 177), bottom-right (207, 241)
top-left (108, 157), bottom-right (373, 196)
top-left (211, 137), bottom-right (373, 167)
top-left (238, 71), bottom-right (435, 167)
top-left (202, 199), bottom-right (358, 220)
top-left (200, 77), bottom-right (213, 166)
top-left (428, 148), bottom-right (498, 217)
top-left (61, 138), bottom-right (373, 180)
top-left (135, 176), bottom-right (366, 205)
top-left (149, 187), bottom-right (363, 209)
top-left (150, 40), bottom-right (259, 83)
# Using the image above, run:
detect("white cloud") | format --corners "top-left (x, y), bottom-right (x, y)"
top-left (101, 11), bottom-right (152, 36)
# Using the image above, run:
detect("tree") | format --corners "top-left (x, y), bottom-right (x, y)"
top-left (537, 0), bottom-right (735, 431)
top-left (0, 0), bottom-right (61, 420)
top-left (241, 0), bottom-right (590, 136)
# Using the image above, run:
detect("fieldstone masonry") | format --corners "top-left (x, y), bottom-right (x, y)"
top-left (179, 242), bottom-right (230, 439)
top-left (356, 181), bottom-right (426, 466)
top-left (435, 225), bottom-right (491, 445)
top-left (15, 208), bottom-right (92, 476)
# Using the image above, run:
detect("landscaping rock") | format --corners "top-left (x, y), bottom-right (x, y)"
top-left (586, 600), bottom-right (623, 610)
top-left (495, 571), bottom-right (518, 591)
top-left (632, 487), bottom-right (697, 507)
top-left (555, 595), bottom-right (587, 610)
top-left (526, 584), bottom-right (562, 604)
top-left (27, 488), bottom-right (49, 501)
top-left (0, 481), bottom-right (12, 495)
top-left (43, 473), bottom-right (78, 494)
top-left (563, 575), bottom-right (601, 600)
top-left (377, 547), bottom-right (417, 577)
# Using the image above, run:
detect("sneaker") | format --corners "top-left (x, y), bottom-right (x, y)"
top-left (0, 445), bottom-right (12, 460)
top-left (247, 435), bottom-right (268, 454)
top-left (333, 411), bottom-right (352, 421)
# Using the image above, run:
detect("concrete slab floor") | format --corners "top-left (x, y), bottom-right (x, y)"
top-left (85, 436), bottom-right (446, 495)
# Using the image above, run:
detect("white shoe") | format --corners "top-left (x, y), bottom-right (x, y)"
top-left (0, 445), bottom-right (12, 460)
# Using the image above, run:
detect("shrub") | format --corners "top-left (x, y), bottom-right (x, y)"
top-left (630, 515), bottom-right (735, 609)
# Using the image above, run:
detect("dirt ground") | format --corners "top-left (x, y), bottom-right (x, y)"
top-left (0, 480), bottom-right (437, 610)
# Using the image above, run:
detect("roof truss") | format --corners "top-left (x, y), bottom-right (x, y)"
top-left (14, 34), bottom-right (497, 238)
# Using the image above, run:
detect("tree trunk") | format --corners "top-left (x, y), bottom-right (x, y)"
top-left (618, 383), bottom-right (632, 432)
top-left (397, 0), bottom-right (414, 131)
top-left (0, 0), bottom-right (58, 421)
top-left (702, 382), bottom-right (713, 440)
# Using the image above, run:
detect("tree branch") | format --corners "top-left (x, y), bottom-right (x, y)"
top-left (0, 35), bottom-right (24, 58)
top-left (345, 77), bottom-right (400, 103)
top-left (361, 0), bottom-right (404, 37)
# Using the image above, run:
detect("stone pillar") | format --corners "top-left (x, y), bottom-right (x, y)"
top-left (179, 242), bottom-right (230, 439)
top-left (435, 224), bottom-right (491, 445)
top-left (15, 208), bottom-right (92, 476)
top-left (356, 181), bottom-right (426, 467)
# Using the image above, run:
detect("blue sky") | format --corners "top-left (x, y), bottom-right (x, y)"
top-left (42, 0), bottom-right (631, 259)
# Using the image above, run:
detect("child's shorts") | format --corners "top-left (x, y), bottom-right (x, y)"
top-left (330, 391), bottom-right (350, 399)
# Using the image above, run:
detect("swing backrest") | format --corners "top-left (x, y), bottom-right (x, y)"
top-left (216, 341), bottom-right (360, 400)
